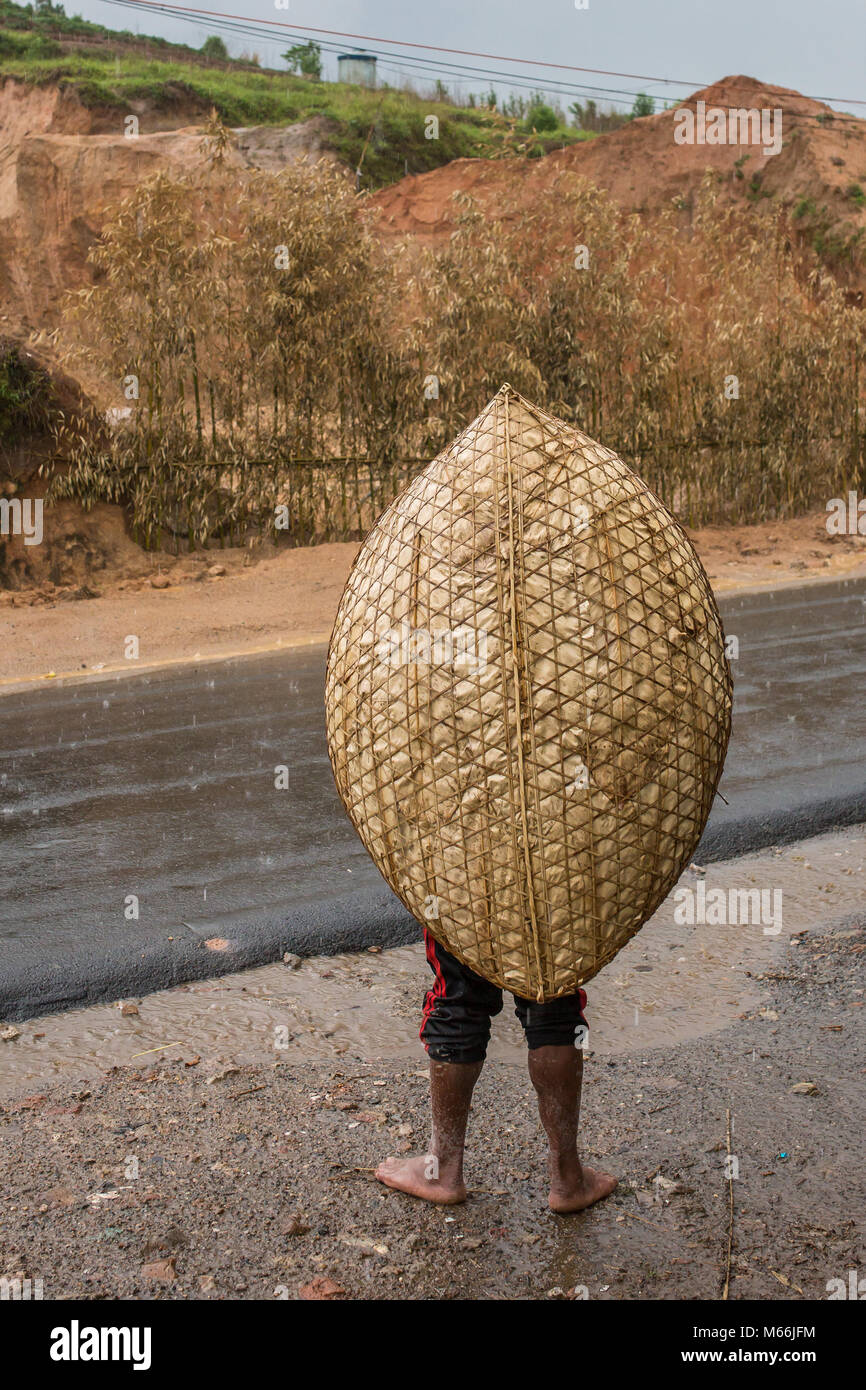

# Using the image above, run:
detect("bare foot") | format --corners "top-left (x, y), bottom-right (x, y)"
top-left (549, 1165), bottom-right (618, 1214)
top-left (375, 1154), bottom-right (467, 1205)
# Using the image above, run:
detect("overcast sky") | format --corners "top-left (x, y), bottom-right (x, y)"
top-left (73, 1), bottom-right (865, 114)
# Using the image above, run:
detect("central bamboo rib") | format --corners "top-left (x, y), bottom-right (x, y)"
top-left (502, 388), bottom-right (545, 1002)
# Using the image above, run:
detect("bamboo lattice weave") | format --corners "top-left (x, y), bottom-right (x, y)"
top-left (326, 386), bottom-right (732, 1001)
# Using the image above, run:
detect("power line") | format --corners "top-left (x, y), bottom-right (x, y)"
top-left (90, 0), bottom-right (866, 108)
top-left (90, 0), bottom-right (702, 86)
top-left (270, 31), bottom-right (649, 107)
top-left (88, 6), bottom-right (658, 112)
top-left (92, 0), bottom-right (866, 127)
top-left (93, 0), bottom-right (672, 109)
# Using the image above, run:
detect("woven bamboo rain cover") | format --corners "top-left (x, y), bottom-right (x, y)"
top-left (326, 386), bottom-right (732, 1001)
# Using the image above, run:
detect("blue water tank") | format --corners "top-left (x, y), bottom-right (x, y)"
top-left (337, 52), bottom-right (377, 87)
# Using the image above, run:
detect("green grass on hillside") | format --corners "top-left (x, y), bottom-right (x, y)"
top-left (0, 4), bottom-right (592, 185)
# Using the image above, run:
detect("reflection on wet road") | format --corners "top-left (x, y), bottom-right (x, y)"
top-left (714, 578), bottom-right (866, 832)
top-left (1, 577), bottom-right (864, 1017)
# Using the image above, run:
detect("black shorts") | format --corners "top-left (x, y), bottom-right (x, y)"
top-left (419, 928), bottom-right (588, 1064)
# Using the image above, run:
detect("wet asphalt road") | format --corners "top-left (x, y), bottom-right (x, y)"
top-left (1, 576), bottom-right (864, 1020)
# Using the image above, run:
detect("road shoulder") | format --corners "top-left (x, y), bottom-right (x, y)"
top-left (2, 514), bottom-right (864, 694)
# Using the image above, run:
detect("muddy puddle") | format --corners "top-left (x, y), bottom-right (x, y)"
top-left (1, 826), bottom-right (863, 1100)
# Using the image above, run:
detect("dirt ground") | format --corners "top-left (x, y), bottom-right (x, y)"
top-left (373, 76), bottom-right (866, 255)
top-left (1, 824), bottom-right (863, 1302)
top-left (0, 921), bottom-right (861, 1302)
top-left (1, 510), bottom-right (864, 690)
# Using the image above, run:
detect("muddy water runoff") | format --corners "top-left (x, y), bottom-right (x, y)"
top-left (2, 826), bottom-right (863, 1100)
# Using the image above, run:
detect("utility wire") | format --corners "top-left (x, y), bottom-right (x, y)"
top-left (93, 0), bottom-right (683, 109)
top-left (81, 0), bottom-right (866, 126)
top-left (89, 0), bottom-right (866, 108)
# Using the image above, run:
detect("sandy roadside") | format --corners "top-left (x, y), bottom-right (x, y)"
top-left (1, 513), bottom-right (864, 692)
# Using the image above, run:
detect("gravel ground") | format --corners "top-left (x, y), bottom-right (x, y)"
top-left (1, 920), bottom-right (862, 1302)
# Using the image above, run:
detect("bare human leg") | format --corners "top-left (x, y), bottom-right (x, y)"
top-left (527, 1044), bottom-right (617, 1213)
top-left (375, 1057), bottom-right (483, 1204)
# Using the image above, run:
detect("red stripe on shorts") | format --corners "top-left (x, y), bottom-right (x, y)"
top-left (419, 928), bottom-right (446, 1042)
